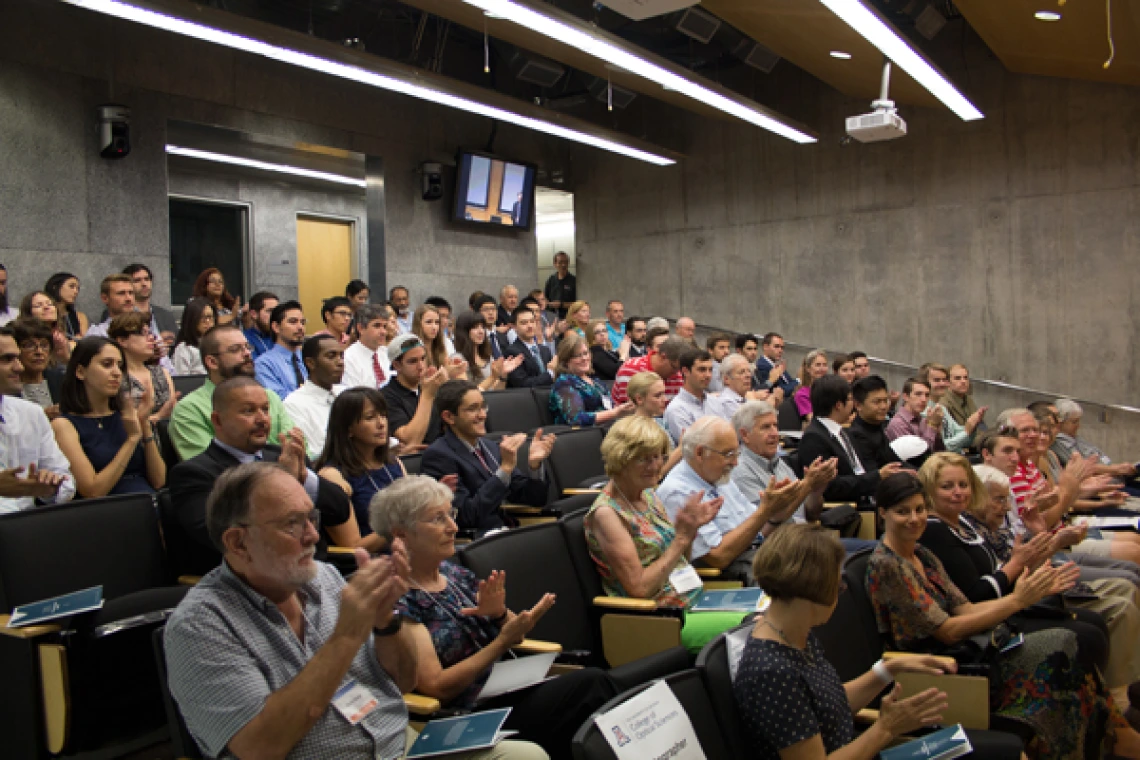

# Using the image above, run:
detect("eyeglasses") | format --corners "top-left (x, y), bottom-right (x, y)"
top-left (706, 447), bottom-right (740, 460)
top-left (207, 277), bottom-right (224, 286)
top-left (461, 404), bottom-right (489, 415)
top-left (19, 342), bottom-right (51, 354)
top-left (421, 508), bottom-right (459, 527)
top-left (633, 454), bottom-right (666, 467)
top-left (240, 508), bottom-right (321, 539)
top-left (332, 310), bottom-right (354, 318)
top-left (211, 343), bottom-right (253, 357)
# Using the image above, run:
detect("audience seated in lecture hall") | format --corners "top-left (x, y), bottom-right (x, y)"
top-left (452, 309), bottom-right (520, 391)
top-left (44, 271), bottom-right (89, 342)
top-left (562, 300), bottom-right (591, 342)
top-left (791, 348), bottom-right (829, 427)
top-left (755, 331), bottom-right (797, 399)
top-left (549, 332), bottom-right (633, 427)
top-left (312, 296), bottom-right (353, 348)
top-left (18, 290), bottom-right (69, 365)
top-left (190, 267), bottom-right (239, 326)
top-left (242, 290), bottom-right (279, 360)
top-left (586, 318), bottom-right (625, 382)
top-left (13, 318), bottom-right (64, 417)
top-left (345, 278), bottom-right (370, 310)
top-left (342, 303), bottom-right (394, 390)
top-left (610, 336), bottom-right (687, 406)
top-left (171, 297), bottom-right (216, 376)
top-left (389, 284), bottom-right (413, 335)
top-left (253, 300), bottom-right (309, 401)
top-left (503, 307), bottom-right (555, 389)
top-left (705, 331), bottom-right (732, 393)
top-left (663, 348), bottom-right (716, 442)
top-left (109, 312), bottom-right (177, 421)
top-left (382, 333), bottom-right (449, 448)
top-left (282, 334), bottom-right (346, 461)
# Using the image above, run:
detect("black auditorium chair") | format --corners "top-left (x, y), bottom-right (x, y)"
top-left (154, 418), bottom-right (181, 470)
top-left (457, 518), bottom-right (688, 687)
top-left (777, 395), bottom-right (802, 432)
top-left (172, 373), bottom-right (209, 397)
top-left (484, 389), bottom-right (544, 434)
top-left (157, 488), bottom-right (200, 582)
top-left (399, 453), bottom-right (422, 475)
top-left (571, 670), bottom-right (731, 760)
top-left (693, 625), bottom-right (754, 757)
top-left (547, 427), bottom-right (607, 496)
top-left (0, 493), bottom-right (189, 758)
top-left (532, 386), bottom-right (557, 427)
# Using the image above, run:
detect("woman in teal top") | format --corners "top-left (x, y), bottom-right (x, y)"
top-left (548, 333), bottom-right (633, 427)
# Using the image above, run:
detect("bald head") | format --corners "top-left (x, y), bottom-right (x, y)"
top-left (211, 377), bottom-right (272, 453)
top-left (675, 317), bottom-right (696, 341)
top-left (212, 376), bottom-right (265, 413)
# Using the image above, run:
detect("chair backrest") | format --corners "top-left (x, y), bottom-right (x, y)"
top-left (777, 395), bottom-right (802, 432)
top-left (155, 489), bottom-right (195, 579)
top-left (0, 493), bottom-right (169, 611)
top-left (457, 521), bottom-right (594, 653)
top-left (548, 427), bottom-right (606, 494)
top-left (532, 387), bottom-right (556, 427)
top-left (560, 507), bottom-right (606, 602)
top-left (152, 627), bottom-right (203, 759)
top-left (694, 628), bottom-right (753, 758)
top-left (828, 548), bottom-right (888, 667)
top-left (484, 389), bottom-right (544, 434)
top-left (172, 374), bottom-right (208, 397)
top-left (571, 670), bottom-right (731, 760)
top-left (154, 418), bottom-right (181, 469)
top-left (550, 492), bottom-right (601, 516)
top-left (399, 453), bottom-right (422, 475)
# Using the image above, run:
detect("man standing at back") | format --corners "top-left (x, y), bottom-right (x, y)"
top-left (390, 286), bottom-right (413, 335)
top-left (255, 301), bottom-right (308, 400)
top-left (543, 251), bottom-right (575, 318)
top-left (611, 337), bottom-right (687, 406)
top-left (169, 324), bottom-right (295, 460)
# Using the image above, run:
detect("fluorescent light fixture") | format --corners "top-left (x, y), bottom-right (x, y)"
top-left (166, 145), bottom-right (367, 187)
top-left (830, 50), bottom-right (853, 59)
top-left (463, 0), bottom-right (816, 144)
top-left (60, 0), bottom-right (676, 166)
top-left (1035, 10), bottom-right (1062, 21)
top-left (817, 0), bottom-right (983, 121)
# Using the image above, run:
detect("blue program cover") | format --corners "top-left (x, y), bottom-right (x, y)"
top-left (407, 707), bottom-right (514, 758)
top-left (7, 586), bottom-right (104, 628)
top-left (691, 587), bottom-right (769, 612)
top-left (880, 725), bottom-right (972, 760)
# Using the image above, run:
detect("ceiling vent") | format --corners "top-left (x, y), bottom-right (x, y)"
top-left (588, 78), bottom-right (638, 109)
top-left (675, 7), bottom-right (721, 44)
top-left (599, 0), bottom-right (698, 21)
top-left (508, 51), bottom-right (565, 88)
top-left (732, 40), bottom-right (780, 73)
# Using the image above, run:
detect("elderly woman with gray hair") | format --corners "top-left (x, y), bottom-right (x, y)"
top-left (373, 475), bottom-right (617, 760)
top-left (1053, 398), bottom-right (1140, 496)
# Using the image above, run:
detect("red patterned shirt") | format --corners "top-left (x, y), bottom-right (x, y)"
top-left (611, 353), bottom-right (683, 405)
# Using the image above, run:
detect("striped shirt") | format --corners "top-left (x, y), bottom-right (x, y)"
top-left (164, 561), bottom-right (408, 760)
top-left (1010, 460), bottom-right (1044, 512)
top-left (610, 353), bottom-right (683, 405)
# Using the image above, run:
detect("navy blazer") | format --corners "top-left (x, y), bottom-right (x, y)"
top-left (755, 355), bottom-right (799, 396)
top-left (796, 419), bottom-right (881, 504)
top-left (504, 340), bottom-right (553, 388)
top-left (421, 429), bottom-right (547, 533)
top-left (167, 442), bottom-right (351, 575)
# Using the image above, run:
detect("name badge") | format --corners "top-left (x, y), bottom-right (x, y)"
top-left (602, 395), bottom-right (613, 410)
top-left (669, 565), bottom-right (703, 595)
top-left (332, 678), bottom-right (379, 725)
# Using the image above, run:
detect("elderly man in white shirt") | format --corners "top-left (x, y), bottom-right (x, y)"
top-left (657, 416), bottom-right (802, 584)
top-left (283, 335), bottom-right (345, 461)
top-left (0, 326), bottom-right (75, 512)
top-left (343, 304), bottom-right (392, 391)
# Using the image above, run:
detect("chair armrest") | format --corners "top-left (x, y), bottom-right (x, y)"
top-left (404, 693), bottom-right (442, 716)
top-left (178, 575), bottom-right (202, 587)
top-left (822, 502), bottom-right (856, 509)
top-left (326, 546), bottom-right (356, 556)
top-left (0, 614), bottom-right (62, 639)
top-left (563, 488), bottom-right (601, 496)
top-left (502, 503), bottom-right (543, 514)
top-left (592, 596), bottom-right (659, 612)
top-left (512, 638), bottom-right (562, 655)
top-left (695, 567), bottom-right (721, 578)
top-left (882, 652), bottom-right (957, 668)
top-left (855, 708), bottom-right (879, 724)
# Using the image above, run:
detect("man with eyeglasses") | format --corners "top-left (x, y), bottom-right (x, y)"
top-left (169, 324), bottom-right (296, 460)
top-left (313, 296), bottom-right (354, 347)
top-left (0, 324), bottom-right (75, 513)
top-left (658, 416), bottom-right (802, 584)
top-left (168, 376), bottom-right (352, 576)
top-left (423, 380), bottom-right (553, 534)
top-left (755, 332), bottom-right (798, 398)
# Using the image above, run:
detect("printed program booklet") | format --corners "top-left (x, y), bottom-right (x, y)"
top-left (6, 586), bottom-right (104, 628)
top-left (407, 708), bottom-right (516, 758)
top-left (690, 588), bottom-right (769, 613)
top-left (880, 725), bottom-right (972, 760)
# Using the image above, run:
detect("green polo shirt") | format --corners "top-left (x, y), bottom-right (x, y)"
top-left (169, 378), bottom-right (295, 460)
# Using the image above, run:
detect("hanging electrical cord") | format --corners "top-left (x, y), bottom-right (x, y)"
top-left (1103, 0), bottom-right (1116, 69)
top-left (483, 15), bottom-right (490, 74)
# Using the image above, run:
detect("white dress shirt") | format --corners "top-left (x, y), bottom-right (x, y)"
top-left (342, 341), bottom-right (390, 390)
top-left (0, 396), bottom-right (76, 513)
top-left (282, 382), bottom-right (343, 460)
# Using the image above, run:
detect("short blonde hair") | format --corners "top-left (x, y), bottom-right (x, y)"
top-left (625, 371), bottom-right (662, 405)
top-left (751, 524), bottom-right (845, 604)
top-left (918, 452), bottom-right (986, 517)
top-left (369, 475), bottom-right (454, 541)
top-left (566, 300), bottom-right (590, 329)
top-left (600, 415), bottom-right (672, 478)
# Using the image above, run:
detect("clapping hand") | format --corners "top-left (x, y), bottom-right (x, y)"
top-left (0, 464), bottom-right (65, 499)
top-left (336, 539), bottom-right (410, 642)
top-left (497, 593), bottom-right (555, 647)
top-left (803, 456), bottom-right (839, 492)
top-left (446, 355), bottom-right (469, 380)
top-left (758, 477), bottom-right (801, 523)
top-left (441, 474), bottom-right (459, 493)
top-left (878, 684), bottom-right (948, 738)
top-left (674, 489), bottom-right (724, 541)
top-left (460, 569), bottom-right (509, 619)
top-left (278, 428), bottom-right (309, 484)
top-left (498, 433), bottom-right (526, 473)
top-left (528, 428), bottom-right (556, 470)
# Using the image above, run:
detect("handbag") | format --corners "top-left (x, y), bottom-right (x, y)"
top-left (819, 504), bottom-right (862, 538)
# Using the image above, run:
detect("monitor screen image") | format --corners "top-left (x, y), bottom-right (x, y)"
top-left (453, 151), bottom-right (537, 230)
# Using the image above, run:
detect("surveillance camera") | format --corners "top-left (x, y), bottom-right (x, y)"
top-left (97, 104), bottom-right (131, 159)
top-left (421, 162), bottom-right (443, 201)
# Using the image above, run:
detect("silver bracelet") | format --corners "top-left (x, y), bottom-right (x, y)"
top-left (871, 659), bottom-right (894, 685)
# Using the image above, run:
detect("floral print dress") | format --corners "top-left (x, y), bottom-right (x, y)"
top-left (549, 374), bottom-right (610, 427)
top-left (866, 543), bottom-right (1113, 760)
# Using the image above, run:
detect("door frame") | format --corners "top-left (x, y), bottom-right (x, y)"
top-left (168, 194), bottom-right (254, 304)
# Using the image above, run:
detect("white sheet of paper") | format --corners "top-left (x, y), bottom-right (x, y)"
top-left (669, 565), bottom-right (703, 595)
top-left (476, 653), bottom-right (558, 702)
top-left (595, 680), bottom-right (707, 760)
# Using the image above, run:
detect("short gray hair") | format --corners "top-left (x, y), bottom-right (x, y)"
top-left (369, 475), bottom-right (454, 541)
top-left (206, 462), bottom-right (290, 551)
top-left (996, 407), bottom-right (1032, 429)
top-left (1055, 398), bottom-right (1082, 422)
top-left (355, 303), bottom-right (391, 325)
top-left (973, 463), bottom-right (1011, 491)
top-left (681, 416), bottom-right (732, 461)
top-left (646, 317), bottom-right (669, 332)
top-left (657, 337), bottom-right (689, 363)
top-left (720, 353), bottom-right (750, 376)
top-left (732, 399), bottom-right (776, 436)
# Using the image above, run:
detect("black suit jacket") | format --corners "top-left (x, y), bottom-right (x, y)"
top-left (167, 442), bottom-right (351, 575)
top-left (846, 416), bottom-right (902, 472)
top-left (504, 340), bottom-right (554, 388)
top-left (421, 430), bottom-right (547, 533)
top-left (796, 419), bottom-right (881, 503)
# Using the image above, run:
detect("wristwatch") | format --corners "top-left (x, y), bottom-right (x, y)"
top-left (373, 615), bottom-right (404, 637)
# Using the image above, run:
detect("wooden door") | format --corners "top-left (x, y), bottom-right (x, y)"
top-left (296, 217), bottom-right (353, 335)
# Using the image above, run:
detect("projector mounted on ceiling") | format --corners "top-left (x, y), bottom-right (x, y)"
top-left (598, 0), bottom-right (699, 22)
top-left (845, 60), bottom-right (908, 143)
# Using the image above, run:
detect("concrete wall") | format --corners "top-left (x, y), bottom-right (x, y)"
top-left (0, 0), bottom-right (557, 318)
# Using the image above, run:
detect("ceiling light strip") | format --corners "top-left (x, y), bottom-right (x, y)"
top-left (817, 0), bottom-right (983, 121)
top-left (60, 0), bottom-right (677, 165)
top-left (166, 145), bottom-right (368, 187)
top-left (463, 0), bottom-right (817, 144)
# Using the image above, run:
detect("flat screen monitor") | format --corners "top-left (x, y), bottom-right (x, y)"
top-left (453, 151), bottom-right (537, 230)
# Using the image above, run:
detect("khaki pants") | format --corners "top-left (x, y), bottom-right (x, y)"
top-left (1072, 577), bottom-right (1140, 688)
top-left (398, 725), bottom-right (549, 760)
